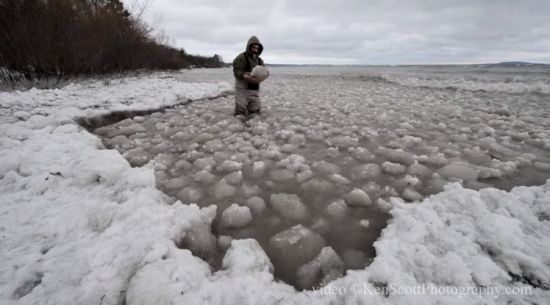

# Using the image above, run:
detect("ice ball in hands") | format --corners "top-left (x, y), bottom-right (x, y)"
top-left (251, 65), bottom-right (269, 82)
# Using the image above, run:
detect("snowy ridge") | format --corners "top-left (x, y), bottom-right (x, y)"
top-left (0, 74), bottom-right (231, 304)
top-left (126, 182), bottom-right (550, 305)
top-left (1, 73), bottom-right (549, 304)
top-left (0, 74), bottom-right (233, 126)
top-left (376, 73), bottom-right (550, 94)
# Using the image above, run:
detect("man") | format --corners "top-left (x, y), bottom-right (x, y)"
top-left (232, 36), bottom-right (264, 116)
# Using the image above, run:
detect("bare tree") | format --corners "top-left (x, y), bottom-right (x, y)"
top-left (0, 0), bottom-right (225, 83)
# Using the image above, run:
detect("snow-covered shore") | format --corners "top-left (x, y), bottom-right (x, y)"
top-left (1, 72), bottom-right (549, 305)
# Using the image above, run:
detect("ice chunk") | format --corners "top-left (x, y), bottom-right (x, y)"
top-left (219, 160), bottom-right (243, 173)
top-left (328, 135), bottom-right (359, 148)
top-left (516, 153), bottom-right (535, 167)
top-left (400, 135), bottom-right (423, 148)
top-left (349, 147), bottom-right (375, 162)
top-left (295, 246), bottom-right (345, 289)
top-left (193, 157), bottom-right (216, 170)
top-left (326, 199), bottom-right (348, 218)
top-left (93, 125), bottom-right (112, 136)
top-left (224, 171), bottom-right (243, 185)
top-left (245, 196), bottom-right (267, 215)
top-left (179, 221), bottom-right (217, 265)
top-left (163, 177), bottom-right (192, 190)
top-left (251, 161), bottom-right (266, 178)
top-left (378, 147), bottom-right (415, 165)
top-left (250, 65), bottom-right (270, 82)
top-left (301, 178), bottom-right (335, 195)
top-left (381, 161), bottom-right (406, 175)
top-left (205, 124), bottom-right (223, 134)
top-left (275, 129), bottom-right (295, 141)
top-left (111, 124), bottom-right (147, 137)
top-left (227, 123), bottom-right (244, 132)
top-left (276, 154), bottom-right (308, 172)
top-left (477, 166), bottom-right (503, 179)
top-left (269, 168), bottom-right (295, 181)
top-left (534, 161), bottom-right (550, 172)
top-left (270, 193), bottom-right (309, 221)
top-left (328, 173), bottom-right (351, 184)
top-left (268, 225), bottom-right (326, 280)
top-left (260, 148), bottom-right (282, 160)
top-left (288, 134), bottom-right (306, 146)
top-left (171, 131), bottom-right (194, 141)
top-left (408, 161), bottom-right (432, 177)
top-left (214, 179), bottom-right (237, 199)
top-left (153, 153), bottom-right (175, 171)
top-left (241, 183), bottom-right (261, 196)
top-left (311, 217), bottom-right (330, 234)
top-left (174, 159), bottom-right (193, 171)
top-left (402, 187), bottom-right (424, 202)
top-left (313, 161), bottom-right (340, 176)
top-left (176, 187), bottom-right (203, 203)
top-left (306, 130), bottom-right (324, 141)
top-left (217, 235), bottom-right (233, 251)
top-left (109, 135), bottom-right (133, 151)
top-left (464, 180), bottom-right (492, 191)
top-left (231, 152), bottom-right (250, 162)
top-left (362, 181), bottom-right (381, 195)
top-left (359, 219), bottom-right (370, 228)
top-left (204, 139), bottom-right (224, 152)
top-left (222, 239), bottom-right (273, 275)
top-left (438, 162), bottom-right (479, 181)
top-left (194, 132), bottom-right (215, 143)
top-left (151, 142), bottom-right (170, 154)
top-left (212, 151), bottom-right (230, 163)
top-left (344, 188), bottom-right (373, 206)
top-left (491, 160), bottom-right (517, 176)
top-left (296, 169), bottom-right (313, 183)
top-left (351, 163), bottom-right (381, 180)
top-left (193, 170), bottom-right (217, 185)
top-left (280, 144), bottom-right (297, 153)
top-left (220, 204), bottom-right (253, 229)
top-left (463, 146), bottom-right (491, 164)
top-left (426, 174), bottom-right (448, 193)
top-left (123, 147), bottom-right (150, 166)
top-left (394, 175), bottom-right (421, 189)
top-left (417, 153), bottom-right (448, 166)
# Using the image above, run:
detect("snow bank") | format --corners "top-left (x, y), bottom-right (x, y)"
top-left (0, 73), bottom-right (232, 127)
top-left (0, 74), bottom-right (231, 304)
top-left (1, 72), bottom-right (549, 304)
top-left (124, 182), bottom-right (550, 305)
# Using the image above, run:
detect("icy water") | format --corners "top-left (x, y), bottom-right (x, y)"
top-left (92, 65), bottom-right (550, 289)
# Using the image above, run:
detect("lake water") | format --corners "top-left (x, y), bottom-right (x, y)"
top-left (92, 65), bottom-right (550, 289)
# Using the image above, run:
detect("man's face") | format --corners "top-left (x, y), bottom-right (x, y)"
top-left (250, 44), bottom-right (260, 55)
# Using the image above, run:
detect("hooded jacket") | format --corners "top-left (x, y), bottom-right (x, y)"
top-left (233, 36), bottom-right (264, 89)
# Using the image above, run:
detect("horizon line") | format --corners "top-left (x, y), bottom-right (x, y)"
top-left (260, 61), bottom-right (549, 67)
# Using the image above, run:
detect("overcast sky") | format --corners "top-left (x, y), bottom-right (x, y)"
top-left (124, 0), bottom-right (550, 65)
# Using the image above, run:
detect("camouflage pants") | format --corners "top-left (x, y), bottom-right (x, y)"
top-left (234, 80), bottom-right (261, 116)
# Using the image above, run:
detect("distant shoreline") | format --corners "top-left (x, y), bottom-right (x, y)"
top-left (265, 62), bottom-right (550, 67)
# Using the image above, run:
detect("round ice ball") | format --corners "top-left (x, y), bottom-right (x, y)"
top-left (251, 65), bottom-right (270, 82)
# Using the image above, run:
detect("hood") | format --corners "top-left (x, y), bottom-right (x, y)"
top-left (246, 36), bottom-right (263, 55)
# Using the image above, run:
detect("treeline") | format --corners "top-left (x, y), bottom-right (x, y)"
top-left (0, 0), bottom-right (224, 82)
top-left (178, 49), bottom-right (225, 68)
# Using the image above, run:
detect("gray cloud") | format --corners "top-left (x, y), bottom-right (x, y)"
top-left (125, 0), bottom-right (550, 64)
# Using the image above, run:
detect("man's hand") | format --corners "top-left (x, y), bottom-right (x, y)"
top-left (243, 73), bottom-right (260, 84)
